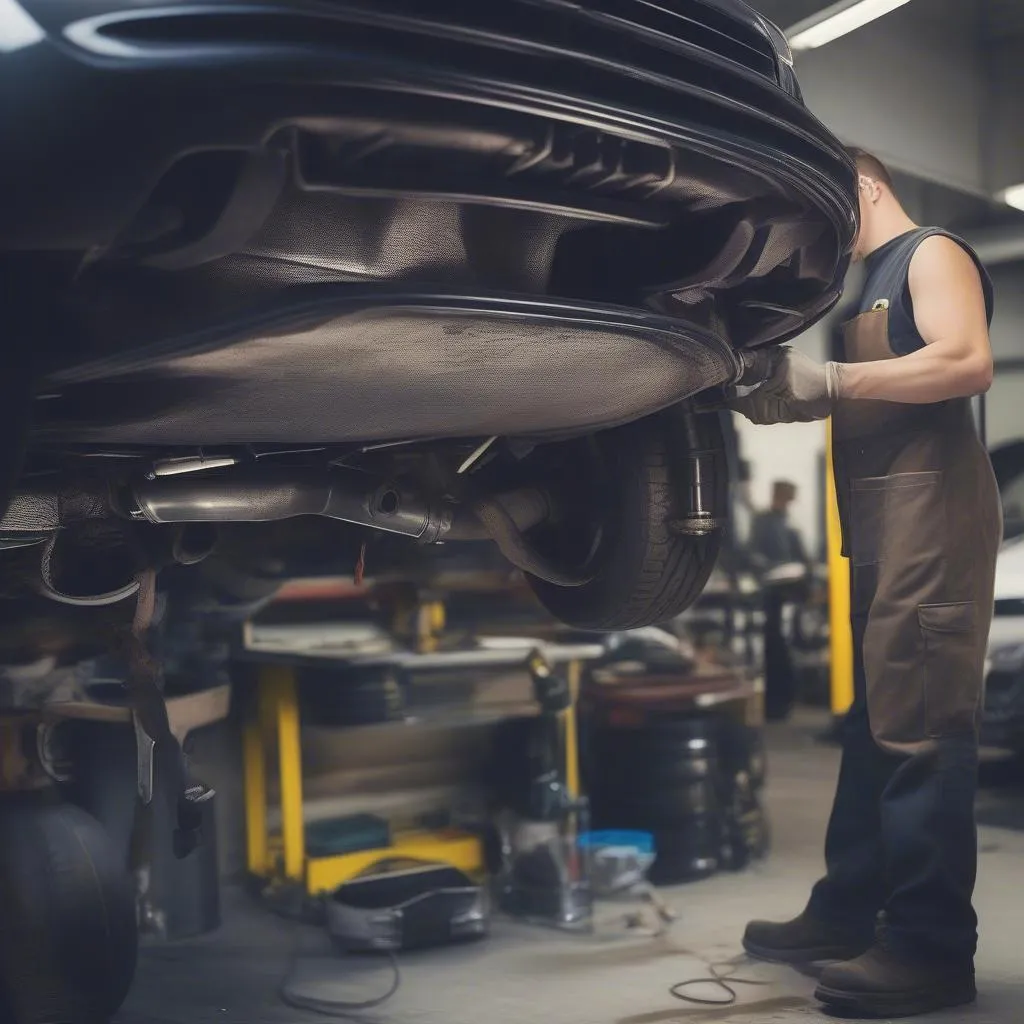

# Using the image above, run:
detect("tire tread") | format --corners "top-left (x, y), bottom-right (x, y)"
top-left (529, 414), bottom-right (723, 630)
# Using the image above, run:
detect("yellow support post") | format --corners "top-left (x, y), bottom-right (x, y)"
top-left (242, 714), bottom-right (269, 877)
top-left (563, 659), bottom-right (581, 800)
top-left (416, 600), bottom-right (446, 654)
top-left (826, 419), bottom-right (855, 716)
top-left (262, 665), bottom-right (306, 882)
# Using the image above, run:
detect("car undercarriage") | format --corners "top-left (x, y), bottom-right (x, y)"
top-left (0, 2), bottom-right (859, 1019)
top-left (0, 0), bottom-right (855, 656)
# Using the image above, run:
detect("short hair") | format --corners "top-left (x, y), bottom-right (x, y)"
top-left (845, 146), bottom-right (895, 190)
top-left (772, 480), bottom-right (797, 503)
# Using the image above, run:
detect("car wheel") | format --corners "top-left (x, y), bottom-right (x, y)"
top-left (526, 411), bottom-right (725, 630)
top-left (0, 795), bottom-right (138, 1024)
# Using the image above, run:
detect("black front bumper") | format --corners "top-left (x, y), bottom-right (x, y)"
top-left (4, 0), bottom-right (855, 254)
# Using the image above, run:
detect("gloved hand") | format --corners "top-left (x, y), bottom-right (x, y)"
top-left (728, 348), bottom-right (840, 425)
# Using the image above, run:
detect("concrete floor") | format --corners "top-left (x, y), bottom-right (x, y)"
top-left (118, 713), bottom-right (1024, 1024)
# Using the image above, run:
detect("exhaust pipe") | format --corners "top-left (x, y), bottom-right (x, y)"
top-left (129, 468), bottom-right (552, 545)
top-left (2, 468), bottom-right (575, 587)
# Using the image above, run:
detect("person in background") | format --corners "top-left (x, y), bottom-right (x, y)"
top-left (749, 480), bottom-right (806, 570)
top-left (748, 480), bottom-right (806, 720)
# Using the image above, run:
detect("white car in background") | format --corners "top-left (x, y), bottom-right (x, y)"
top-left (981, 444), bottom-right (1024, 751)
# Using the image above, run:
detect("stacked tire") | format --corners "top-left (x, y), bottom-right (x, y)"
top-left (586, 714), bottom-right (768, 885)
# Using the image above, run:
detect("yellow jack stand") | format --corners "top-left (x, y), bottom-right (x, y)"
top-left (243, 664), bottom-right (483, 895)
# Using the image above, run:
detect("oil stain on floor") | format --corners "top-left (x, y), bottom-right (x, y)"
top-left (617, 995), bottom-right (813, 1024)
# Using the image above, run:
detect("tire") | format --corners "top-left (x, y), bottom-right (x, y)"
top-left (595, 750), bottom-right (718, 794)
top-left (596, 780), bottom-right (722, 827)
top-left (527, 411), bottom-right (725, 630)
top-left (0, 794), bottom-right (138, 1024)
top-left (648, 823), bottom-right (721, 885)
top-left (587, 719), bottom-right (725, 830)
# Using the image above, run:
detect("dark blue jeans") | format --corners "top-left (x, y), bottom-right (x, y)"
top-left (807, 610), bottom-right (980, 964)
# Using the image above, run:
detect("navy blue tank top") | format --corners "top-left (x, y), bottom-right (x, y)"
top-left (856, 227), bottom-right (994, 356)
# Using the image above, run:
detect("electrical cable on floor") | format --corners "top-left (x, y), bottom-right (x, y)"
top-left (668, 956), bottom-right (770, 1007)
top-left (279, 924), bottom-right (402, 1017)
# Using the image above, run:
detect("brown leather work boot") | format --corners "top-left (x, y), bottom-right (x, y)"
top-left (815, 944), bottom-right (976, 1018)
top-left (742, 911), bottom-right (873, 965)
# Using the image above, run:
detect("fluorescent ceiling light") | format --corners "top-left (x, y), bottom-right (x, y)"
top-left (788, 0), bottom-right (913, 52)
top-left (0, 0), bottom-right (44, 52)
top-left (1001, 185), bottom-right (1024, 213)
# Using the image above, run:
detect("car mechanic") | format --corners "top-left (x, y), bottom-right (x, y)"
top-left (731, 148), bottom-right (1001, 1018)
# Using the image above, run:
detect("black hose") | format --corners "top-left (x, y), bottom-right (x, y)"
top-left (280, 950), bottom-right (402, 1017)
top-left (669, 957), bottom-right (770, 1006)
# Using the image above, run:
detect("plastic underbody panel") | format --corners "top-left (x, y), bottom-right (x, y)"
top-left (6, 0), bottom-right (858, 447)
top-left (40, 291), bottom-right (737, 444)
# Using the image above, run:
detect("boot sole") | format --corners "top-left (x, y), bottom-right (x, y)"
top-left (814, 980), bottom-right (976, 1018)
top-left (742, 937), bottom-right (868, 966)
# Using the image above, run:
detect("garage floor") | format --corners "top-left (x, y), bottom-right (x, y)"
top-left (117, 713), bottom-right (1024, 1024)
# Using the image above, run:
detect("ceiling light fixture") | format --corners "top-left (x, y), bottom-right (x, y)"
top-left (1000, 184), bottom-right (1024, 213)
top-left (0, 0), bottom-right (44, 52)
top-left (788, 0), bottom-right (914, 52)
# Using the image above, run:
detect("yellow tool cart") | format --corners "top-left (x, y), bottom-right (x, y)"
top-left (239, 639), bottom-right (602, 897)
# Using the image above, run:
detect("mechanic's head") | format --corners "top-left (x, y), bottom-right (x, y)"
top-left (771, 480), bottom-right (797, 512)
top-left (846, 147), bottom-right (912, 261)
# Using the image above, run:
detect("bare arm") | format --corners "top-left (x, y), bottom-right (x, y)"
top-left (833, 236), bottom-right (993, 403)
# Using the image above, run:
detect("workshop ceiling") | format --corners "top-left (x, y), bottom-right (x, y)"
top-left (747, 0), bottom-right (1024, 254)
top-left (982, 0), bottom-right (1024, 41)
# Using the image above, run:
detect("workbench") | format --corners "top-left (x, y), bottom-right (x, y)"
top-left (237, 633), bottom-right (604, 896)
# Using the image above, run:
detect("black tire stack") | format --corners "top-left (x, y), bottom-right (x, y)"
top-left (586, 714), bottom-right (769, 885)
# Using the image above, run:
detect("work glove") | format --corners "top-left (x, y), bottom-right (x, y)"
top-left (728, 348), bottom-right (840, 425)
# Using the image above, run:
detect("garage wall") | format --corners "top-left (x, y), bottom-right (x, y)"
top-left (988, 263), bottom-right (1024, 449)
top-left (789, 1), bottom-right (987, 196)
top-left (986, 40), bottom-right (1024, 196)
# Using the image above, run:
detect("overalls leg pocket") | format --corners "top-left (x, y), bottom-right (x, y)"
top-left (919, 602), bottom-right (982, 737)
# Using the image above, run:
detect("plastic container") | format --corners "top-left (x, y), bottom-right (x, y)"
top-left (578, 830), bottom-right (655, 854)
top-left (577, 830), bottom-right (656, 895)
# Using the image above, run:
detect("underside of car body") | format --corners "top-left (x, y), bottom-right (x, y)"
top-left (0, 0), bottom-right (858, 683)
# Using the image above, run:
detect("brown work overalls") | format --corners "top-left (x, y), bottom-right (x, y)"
top-left (808, 228), bottom-right (998, 962)
top-left (832, 236), bottom-right (1001, 757)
